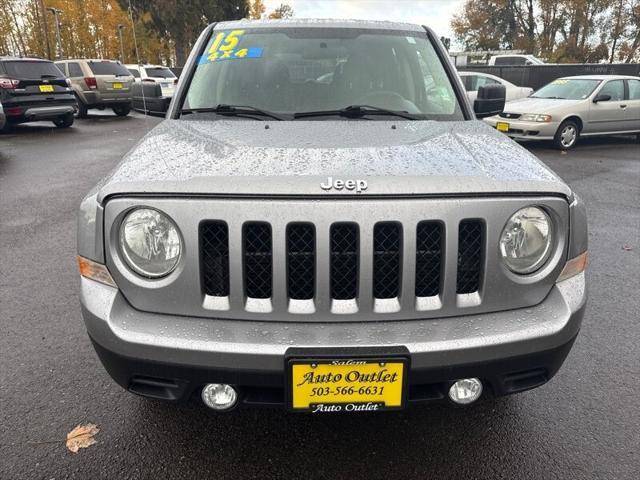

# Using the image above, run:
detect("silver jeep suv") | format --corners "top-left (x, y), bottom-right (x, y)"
top-left (78, 20), bottom-right (588, 413)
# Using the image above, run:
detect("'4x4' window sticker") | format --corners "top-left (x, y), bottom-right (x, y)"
top-left (197, 30), bottom-right (263, 65)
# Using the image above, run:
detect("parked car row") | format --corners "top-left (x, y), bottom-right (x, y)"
top-left (1, 56), bottom-right (177, 133)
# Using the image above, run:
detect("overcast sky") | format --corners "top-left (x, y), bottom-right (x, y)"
top-left (263, 0), bottom-right (464, 41)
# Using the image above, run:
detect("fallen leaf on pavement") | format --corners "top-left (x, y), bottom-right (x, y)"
top-left (66, 423), bottom-right (99, 453)
top-left (622, 245), bottom-right (633, 251)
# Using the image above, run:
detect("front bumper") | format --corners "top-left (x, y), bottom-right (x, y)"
top-left (81, 273), bottom-right (586, 406)
top-left (483, 116), bottom-right (559, 140)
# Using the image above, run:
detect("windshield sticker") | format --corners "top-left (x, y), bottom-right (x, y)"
top-left (552, 79), bottom-right (568, 85)
top-left (198, 30), bottom-right (263, 64)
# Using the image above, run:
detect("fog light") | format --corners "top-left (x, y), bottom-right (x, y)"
top-left (448, 378), bottom-right (483, 405)
top-left (201, 383), bottom-right (238, 411)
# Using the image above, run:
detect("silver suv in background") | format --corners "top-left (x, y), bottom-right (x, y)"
top-left (55, 59), bottom-right (133, 117)
top-left (125, 64), bottom-right (177, 98)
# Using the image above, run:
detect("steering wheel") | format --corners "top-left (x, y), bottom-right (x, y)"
top-left (352, 90), bottom-right (419, 112)
top-left (424, 85), bottom-right (451, 112)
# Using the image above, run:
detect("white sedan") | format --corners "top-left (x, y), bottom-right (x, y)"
top-left (459, 71), bottom-right (533, 102)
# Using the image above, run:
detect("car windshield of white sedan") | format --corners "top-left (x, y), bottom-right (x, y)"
top-left (183, 28), bottom-right (463, 120)
top-left (532, 79), bottom-right (601, 100)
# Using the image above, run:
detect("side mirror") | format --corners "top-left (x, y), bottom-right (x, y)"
top-left (474, 84), bottom-right (506, 119)
top-left (593, 94), bottom-right (611, 103)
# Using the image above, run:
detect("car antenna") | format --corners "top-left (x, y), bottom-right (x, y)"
top-left (127, 0), bottom-right (147, 117)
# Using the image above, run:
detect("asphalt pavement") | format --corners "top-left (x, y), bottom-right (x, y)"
top-left (1, 113), bottom-right (639, 479)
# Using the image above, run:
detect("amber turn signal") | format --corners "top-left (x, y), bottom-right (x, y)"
top-left (77, 256), bottom-right (117, 288)
top-left (557, 251), bottom-right (588, 283)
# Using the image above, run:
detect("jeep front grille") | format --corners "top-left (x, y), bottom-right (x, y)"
top-left (243, 222), bottom-right (272, 300)
top-left (200, 218), bottom-right (486, 316)
top-left (330, 223), bottom-right (359, 301)
top-left (456, 220), bottom-right (484, 295)
top-left (287, 223), bottom-right (315, 300)
top-left (373, 222), bottom-right (402, 300)
top-left (415, 221), bottom-right (443, 298)
top-left (200, 221), bottom-right (230, 297)
top-left (108, 197), bottom-right (568, 322)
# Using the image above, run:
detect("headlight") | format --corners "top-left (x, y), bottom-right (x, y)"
top-left (520, 113), bottom-right (552, 122)
top-left (119, 208), bottom-right (182, 278)
top-left (500, 207), bottom-right (552, 274)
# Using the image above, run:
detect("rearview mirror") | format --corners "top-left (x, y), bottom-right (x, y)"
top-left (593, 94), bottom-right (611, 103)
top-left (474, 84), bottom-right (506, 119)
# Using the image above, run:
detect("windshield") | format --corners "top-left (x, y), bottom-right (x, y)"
top-left (88, 61), bottom-right (131, 76)
top-left (3, 61), bottom-right (64, 79)
top-left (532, 79), bottom-right (601, 100)
top-left (145, 67), bottom-right (176, 79)
top-left (184, 27), bottom-right (463, 120)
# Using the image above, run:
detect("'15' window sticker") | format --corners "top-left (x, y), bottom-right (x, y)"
top-left (198, 30), bottom-right (263, 64)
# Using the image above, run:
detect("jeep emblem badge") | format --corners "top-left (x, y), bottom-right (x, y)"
top-left (320, 176), bottom-right (368, 194)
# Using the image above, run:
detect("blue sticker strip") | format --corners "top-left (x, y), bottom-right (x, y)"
top-left (197, 47), bottom-right (263, 65)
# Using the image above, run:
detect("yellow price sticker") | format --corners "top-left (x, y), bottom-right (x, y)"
top-left (208, 30), bottom-right (245, 62)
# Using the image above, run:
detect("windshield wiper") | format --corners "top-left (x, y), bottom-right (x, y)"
top-left (533, 96), bottom-right (566, 99)
top-left (294, 105), bottom-right (421, 120)
top-left (181, 104), bottom-right (285, 120)
top-left (40, 74), bottom-right (59, 79)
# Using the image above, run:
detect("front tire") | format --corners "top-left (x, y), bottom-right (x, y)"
top-left (53, 113), bottom-right (74, 128)
top-left (553, 120), bottom-right (580, 150)
top-left (112, 105), bottom-right (131, 117)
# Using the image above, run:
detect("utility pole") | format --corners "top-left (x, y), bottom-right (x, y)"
top-left (117, 24), bottom-right (125, 62)
top-left (38, 0), bottom-right (52, 60)
top-left (47, 7), bottom-right (63, 59)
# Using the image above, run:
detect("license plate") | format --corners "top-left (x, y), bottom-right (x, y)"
top-left (39, 85), bottom-right (54, 92)
top-left (289, 358), bottom-right (406, 412)
top-left (496, 121), bottom-right (510, 132)
top-left (112, 82), bottom-right (123, 89)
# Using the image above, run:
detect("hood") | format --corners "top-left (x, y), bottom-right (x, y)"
top-left (503, 97), bottom-right (583, 114)
top-left (96, 119), bottom-right (570, 201)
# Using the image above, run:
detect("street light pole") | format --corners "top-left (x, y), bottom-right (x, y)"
top-left (117, 25), bottom-right (125, 62)
top-left (47, 7), bottom-right (63, 59)
top-left (38, 0), bottom-right (52, 60)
